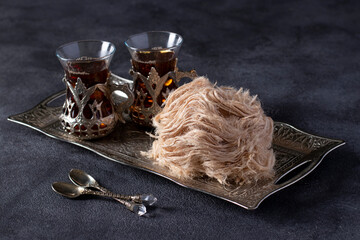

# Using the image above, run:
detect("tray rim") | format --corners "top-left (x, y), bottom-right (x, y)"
top-left (7, 90), bottom-right (346, 210)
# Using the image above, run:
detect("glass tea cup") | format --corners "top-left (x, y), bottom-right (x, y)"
top-left (125, 31), bottom-right (197, 126)
top-left (56, 40), bottom-right (133, 139)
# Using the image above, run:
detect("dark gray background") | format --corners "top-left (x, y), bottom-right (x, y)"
top-left (1, 0), bottom-right (359, 239)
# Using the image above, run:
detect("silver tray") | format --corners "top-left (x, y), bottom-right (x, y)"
top-left (8, 90), bottom-right (345, 210)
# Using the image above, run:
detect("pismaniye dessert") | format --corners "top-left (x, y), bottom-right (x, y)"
top-left (143, 77), bottom-right (275, 186)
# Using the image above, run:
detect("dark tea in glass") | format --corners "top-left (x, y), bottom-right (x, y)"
top-left (64, 58), bottom-right (113, 123)
top-left (125, 31), bottom-right (184, 126)
top-left (56, 40), bottom-right (133, 139)
top-left (130, 50), bottom-right (178, 124)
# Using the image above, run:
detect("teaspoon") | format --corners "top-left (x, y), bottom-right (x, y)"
top-left (69, 169), bottom-right (157, 206)
top-left (52, 182), bottom-right (147, 216)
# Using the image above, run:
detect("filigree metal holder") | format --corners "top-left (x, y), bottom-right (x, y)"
top-left (60, 77), bottom-right (117, 139)
top-left (130, 59), bottom-right (197, 125)
top-left (60, 74), bottom-right (134, 140)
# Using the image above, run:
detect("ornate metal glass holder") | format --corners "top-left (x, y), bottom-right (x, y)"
top-left (56, 40), bottom-right (133, 140)
top-left (129, 59), bottom-right (197, 126)
top-left (60, 76), bottom-right (116, 139)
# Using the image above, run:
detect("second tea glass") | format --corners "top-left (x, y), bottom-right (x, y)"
top-left (125, 31), bottom-right (197, 126)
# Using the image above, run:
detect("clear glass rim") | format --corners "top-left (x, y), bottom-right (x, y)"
top-left (124, 31), bottom-right (183, 52)
top-left (56, 40), bottom-right (116, 62)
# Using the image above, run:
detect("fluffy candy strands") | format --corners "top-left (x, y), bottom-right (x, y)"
top-left (144, 77), bottom-right (275, 185)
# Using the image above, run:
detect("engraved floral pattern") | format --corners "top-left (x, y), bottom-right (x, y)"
top-left (273, 122), bottom-right (334, 153)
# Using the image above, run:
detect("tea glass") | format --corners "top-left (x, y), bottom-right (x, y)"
top-left (56, 40), bottom-right (133, 139)
top-left (125, 31), bottom-right (197, 126)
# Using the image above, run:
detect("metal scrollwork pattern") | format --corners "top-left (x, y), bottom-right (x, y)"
top-left (129, 59), bottom-right (197, 125)
top-left (273, 122), bottom-right (335, 153)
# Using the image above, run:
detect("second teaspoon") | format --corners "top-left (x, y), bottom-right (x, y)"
top-left (52, 182), bottom-right (147, 216)
top-left (69, 169), bottom-right (157, 206)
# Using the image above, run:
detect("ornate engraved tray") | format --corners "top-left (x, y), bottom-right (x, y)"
top-left (8, 90), bottom-right (345, 210)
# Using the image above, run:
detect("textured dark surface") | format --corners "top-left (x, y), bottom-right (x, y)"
top-left (0, 0), bottom-right (359, 239)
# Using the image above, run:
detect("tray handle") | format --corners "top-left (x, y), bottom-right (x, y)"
top-left (275, 159), bottom-right (313, 186)
top-left (42, 90), bottom-right (66, 108)
top-left (275, 140), bottom-right (345, 187)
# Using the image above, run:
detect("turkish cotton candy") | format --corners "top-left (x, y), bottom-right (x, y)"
top-left (143, 77), bottom-right (275, 186)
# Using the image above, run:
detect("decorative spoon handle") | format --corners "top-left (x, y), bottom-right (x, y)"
top-left (93, 182), bottom-right (157, 206)
top-left (83, 188), bottom-right (146, 216)
top-left (94, 184), bottom-right (138, 205)
top-left (84, 187), bottom-right (128, 199)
